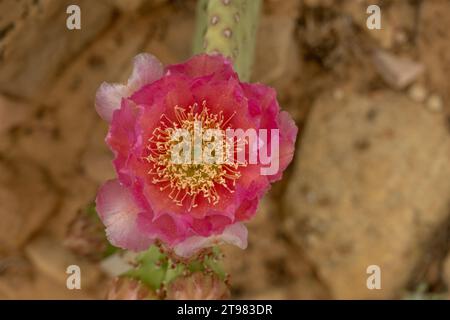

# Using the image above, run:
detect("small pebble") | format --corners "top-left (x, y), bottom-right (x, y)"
top-left (373, 50), bottom-right (424, 89)
top-left (333, 89), bottom-right (344, 101)
top-left (394, 31), bottom-right (408, 45)
top-left (426, 94), bottom-right (443, 113)
top-left (408, 84), bottom-right (427, 103)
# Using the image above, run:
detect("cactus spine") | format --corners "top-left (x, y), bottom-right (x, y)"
top-left (193, 0), bottom-right (262, 81)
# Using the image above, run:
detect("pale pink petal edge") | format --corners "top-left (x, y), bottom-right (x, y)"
top-left (95, 53), bottom-right (163, 123)
top-left (95, 82), bottom-right (129, 123)
top-left (96, 179), bottom-right (153, 251)
top-left (173, 223), bottom-right (248, 258)
top-left (127, 53), bottom-right (164, 92)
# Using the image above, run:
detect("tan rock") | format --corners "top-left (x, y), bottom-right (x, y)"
top-left (0, 0), bottom-right (114, 100)
top-left (443, 253), bottom-right (450, 289)
top-left (81, 148), bottom-right (115, 184)
top-left (109, 0), bottom-right (148, 12)
top-left (0, 158), bottom-right (57, 251)
top-left (109, 0), bottom-right (168, 13)
top-left (248, 288), bottom-right (287, 300)
top-left (147, 6), bottom-right (195, 65)
top-left (0, 95), bottom-right (29, 133)
top-left (418, 0), bottom-right (450, 100)
top-left (253, 10), bottom-right (300, 85)
top-left (408, 84), bottom-right (428, 103)
top-left (63, 209), bottom-right (107, 261)
top-left (0, 266), bottom-right (102, 299)
top-left (284, 92), bottom-right (450, 299)
top-left (339, 0), bottom-right (415, 50)
top-left (25, 235), bottom-right (102, 289)
top-left (14, 13), bottom-right (162, 181)
top-left (426, 94), bottom-right (444, 113)
top-left (223, 197), bottom-right (327, 299)
top-left (222, 198), bottom-right (286, 296)
top-left (46, 176), bottom-right (97, 240)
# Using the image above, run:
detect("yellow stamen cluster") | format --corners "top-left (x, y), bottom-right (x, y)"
top-left (146, 101), bottom-right (245, 211)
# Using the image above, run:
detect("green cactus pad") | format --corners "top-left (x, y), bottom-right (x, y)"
top-left (123, 245), bottom-right (227, 294)
top-left (193, 0), bottom-right (262, 81)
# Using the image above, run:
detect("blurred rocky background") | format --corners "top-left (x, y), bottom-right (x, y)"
top-left (0, 0), bottom-right (449, 299)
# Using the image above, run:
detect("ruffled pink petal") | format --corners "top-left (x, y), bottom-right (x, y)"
top-left (107, 99), bottom-right (144, 187)
top-left (241, 83), bottom-right (277, 118)
top-left (269, 111), bottom-right (298, 182)
top-left (127, 53), bottom-right (164, 93)
top-left (96, 179), bottom-right (153, 251)
top-left (240, 82), bottom-right (298, 181)
top-left (234, 197), bottom-right (260, 222)
top-left (190, 215), bottom-right (232, 237)
top-left (95, 83), bottom-right (129, 123)
top-left (130, 74), bottom-right (194, 113)
top-left (95, 53), bottom-right (163, 123)
top-left (166, 54), bottom-right (237, 81)
top-left (173, 223), bottom-right (248, 258)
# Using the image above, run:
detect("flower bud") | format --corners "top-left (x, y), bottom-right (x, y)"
top-left (166, 272), bottom-right (230, 300)
top-left (106, 277), bottom-right (156, 300)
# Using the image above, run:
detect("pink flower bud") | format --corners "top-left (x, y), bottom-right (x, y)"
top-left (166, 272), bottom-right (230, 300)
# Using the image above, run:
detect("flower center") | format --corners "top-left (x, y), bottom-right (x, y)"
top-left (146, 101), bottom-right (245, 211)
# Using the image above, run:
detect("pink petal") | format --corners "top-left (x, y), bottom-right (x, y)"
top-left (95, 53), bottom-right (163, 123)
top-left (173, 223), bottom-right (248, 258)
top-left (279, 111), bottom-right (298, 143)
top-left (107, 99), bottom-right (142, 186)
top-left (96, 179), bottom-right (153, 251)
top-left (166, 54), bottom-right (237, 81)
top-left (127, 53), bottom-right (164, 92)
top-left (95, 82), bottom-right (129, 123)
top-left (234, 197), bottom-right (260, 221)
top-left (270, 111), bottom-right (298, 182)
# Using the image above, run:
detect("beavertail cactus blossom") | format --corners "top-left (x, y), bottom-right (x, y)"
top-left (95, 53), bottom-right (297, 258)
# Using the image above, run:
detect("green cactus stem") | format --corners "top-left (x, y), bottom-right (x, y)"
top-left (122, 245), bottom-right (227, 298)
top-left (193, 0), bottom-right (262, 81)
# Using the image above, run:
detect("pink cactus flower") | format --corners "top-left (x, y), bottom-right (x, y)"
top-left (95, 53), bottom-right (297, 257)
